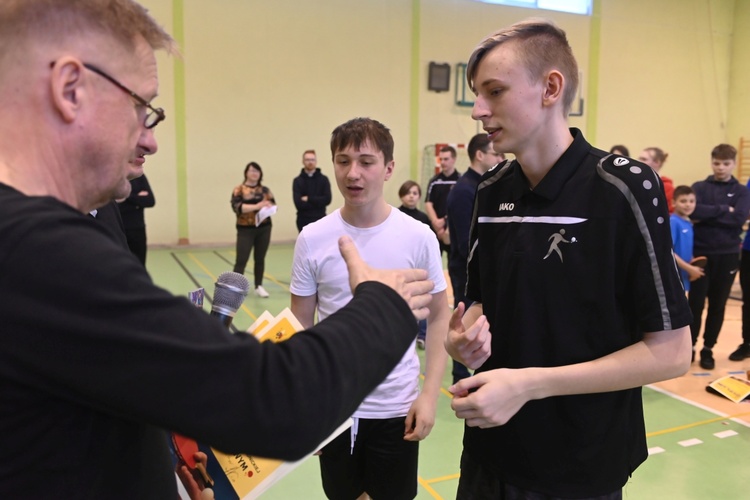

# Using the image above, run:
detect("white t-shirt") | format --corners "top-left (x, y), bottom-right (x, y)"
top-left (290, 207), bottom-right (446, 418)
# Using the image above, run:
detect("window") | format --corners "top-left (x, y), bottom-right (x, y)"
top-left (474, 0), bottom-right (591, 16)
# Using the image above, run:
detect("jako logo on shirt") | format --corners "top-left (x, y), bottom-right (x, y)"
top-left (498, 203), bottom-right (515, 211)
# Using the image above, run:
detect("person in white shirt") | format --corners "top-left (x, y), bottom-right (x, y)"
top-left (291, 117), bottom-right (450, 500)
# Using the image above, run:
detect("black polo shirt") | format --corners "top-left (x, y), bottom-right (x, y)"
top-left (425, 170), bottom-right (460, 219)
top-left (463, 129), bottom-right (692, 497)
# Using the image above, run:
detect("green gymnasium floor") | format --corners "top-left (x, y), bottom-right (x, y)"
top-left (148, 244), bottom-right (750, 500)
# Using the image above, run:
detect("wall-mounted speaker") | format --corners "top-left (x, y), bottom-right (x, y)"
top-left (428, 62), bottom-right (450, 92)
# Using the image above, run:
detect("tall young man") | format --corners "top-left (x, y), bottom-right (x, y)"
top-left (292, 149), bottom-right (332, 231)
top-left (291, 118), bottom-right (450, 500)
top-left (445, 19), bottom-right (692, 499)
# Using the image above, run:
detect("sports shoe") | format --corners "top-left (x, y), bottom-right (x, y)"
top-left (729, 343), bottom-right (750, 361)
top-left (699, 348), bottom-right (715, 370)
top-left (255, 285), bottom-right (269, 298)
top-left (416, 338), bottom-right (425, 350)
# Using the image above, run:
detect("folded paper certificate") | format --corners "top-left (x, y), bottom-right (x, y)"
top-left (707, 375), bottom-right (750, 403)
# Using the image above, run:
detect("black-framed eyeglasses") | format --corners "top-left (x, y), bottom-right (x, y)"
top-left (82, 63), bottom-right (165, 129)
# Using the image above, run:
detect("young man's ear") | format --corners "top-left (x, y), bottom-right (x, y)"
top-left (49, 58), bottom-right (85, 124)
top-left (384, 160), bottom-right (395, 180)
top-left (542, 69), bottom-right (564, 108)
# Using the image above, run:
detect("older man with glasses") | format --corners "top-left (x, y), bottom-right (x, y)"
top-left (0, 1), bottom-right (435, 498)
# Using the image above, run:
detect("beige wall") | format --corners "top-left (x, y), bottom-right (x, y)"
top-left (727, 0), bottom-right (750, 172)
top-left (595, 0), bottom-right (736, 188)
top-left (139, 0), bottom-right (748, 246)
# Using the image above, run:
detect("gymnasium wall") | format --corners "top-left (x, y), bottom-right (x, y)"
top-left (138, 0), bottom-right (745, 246)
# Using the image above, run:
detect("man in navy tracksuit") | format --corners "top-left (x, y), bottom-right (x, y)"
top-left (689, 144), bottom-right (750, 370)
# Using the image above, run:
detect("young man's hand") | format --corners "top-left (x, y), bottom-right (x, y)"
top-left (449, 368), bottom-right (532, 428)
top-left (403, 393), bottom-right (437, 441)
top-left (445, 302), bottom-right (492, 369)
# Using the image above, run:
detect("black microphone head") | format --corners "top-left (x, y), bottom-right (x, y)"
top-left (212, 271), bottom-right (250, 317)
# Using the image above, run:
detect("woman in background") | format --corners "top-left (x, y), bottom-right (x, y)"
top-left (231, 162), bottom-right (275, 298)
top-left (639, 146), bottom-right (674, 213)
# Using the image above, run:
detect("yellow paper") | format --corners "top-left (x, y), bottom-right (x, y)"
top-left (247, 310), bottom-right (274, 335)
top-left (254, 307), bottom-right (304, 343)
top-left (709, 375), bottom-right (750, 403)
top-left (208, 307), bottom-right (347, 499)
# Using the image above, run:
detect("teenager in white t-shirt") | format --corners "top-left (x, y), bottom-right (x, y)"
top-left (290, 118), bottom-right (449, 500)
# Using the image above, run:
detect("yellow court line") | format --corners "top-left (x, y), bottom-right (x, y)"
top-left (646, 411), bottom-right (750, 438)
top-left (418, 475), bottom-right (444, 499)
top-left (187, 253), bottom-right (257, 321)
top-left (424, 473), bottom-right (461, 484)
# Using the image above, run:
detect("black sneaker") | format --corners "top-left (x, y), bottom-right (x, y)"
top-left (699, 348), bottom-right (715, 370)
top-left (729, 343), bottom-right (750, 361)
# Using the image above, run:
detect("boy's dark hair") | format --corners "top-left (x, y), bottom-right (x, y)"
top-left (468, 133), bottom-right (492, 162)
top-left (711, 143), bottom-right (737, 160)
top-left (673, 185), bottom-right (694, 200)
top-left (440, 145), bottom-right (457, 158)
top-left (398, 180), bottom-right (421, 198)
top-left (330, 117), bottom-right (394, 164)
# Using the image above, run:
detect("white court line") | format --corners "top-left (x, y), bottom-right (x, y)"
top-left (678, 438), bottom-right (703, 447)
top-left (714, 430), bottom-right (739, 439)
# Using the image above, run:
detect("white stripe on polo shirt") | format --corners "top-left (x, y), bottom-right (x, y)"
top-left (477, 216), bottom-right (587, 224)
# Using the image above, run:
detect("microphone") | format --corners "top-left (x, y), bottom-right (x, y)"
top-left (210, 271), bottom-right (250, 328)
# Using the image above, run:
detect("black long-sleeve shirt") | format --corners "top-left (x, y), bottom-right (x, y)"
top-left (292, 168), bottom-right (332, 220)
top-left (0, 183), bottom-right (417, 499)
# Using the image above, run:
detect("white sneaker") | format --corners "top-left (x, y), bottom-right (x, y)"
top-left (255, 285), bottom-right (269, 298)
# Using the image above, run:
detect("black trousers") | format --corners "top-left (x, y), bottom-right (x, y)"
top-left (319, 417), bottom-right (418, 500)
top-left (688, 252), bottom-right (739, 348)
top-left (233, 224), bottom-right (271, 287)
top-left (456, 451), bottom-right (622, 500)
top-left (739, 250), bottom-right (750, 344)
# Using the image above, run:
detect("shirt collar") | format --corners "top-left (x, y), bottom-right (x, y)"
top-left (507, 128), bottom-right (590, 201)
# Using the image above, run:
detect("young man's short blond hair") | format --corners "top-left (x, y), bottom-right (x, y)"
top-left (466, 18), bottom-right (579, 117)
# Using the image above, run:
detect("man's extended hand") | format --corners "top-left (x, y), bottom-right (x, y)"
top-left (338, 235), bottom-right (434, 320)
